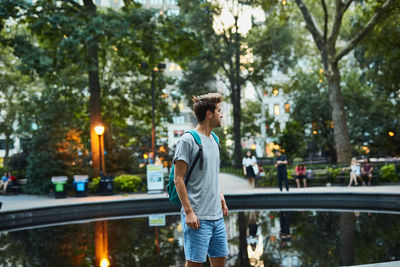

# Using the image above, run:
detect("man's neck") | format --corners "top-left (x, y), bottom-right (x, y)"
top-left (196, 122), bottom-right (213, 137)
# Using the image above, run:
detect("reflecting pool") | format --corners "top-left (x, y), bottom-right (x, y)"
top-left (0, 210), bottom-right (399, 266)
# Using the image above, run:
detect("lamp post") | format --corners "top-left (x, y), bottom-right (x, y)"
top-left (95, 125), bottom-right (105, 176)
top-left (141, 62), bottom-right (166, 163)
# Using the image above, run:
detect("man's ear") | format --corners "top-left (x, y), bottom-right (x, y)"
top-left (206, 110), bottom-right (212, 119)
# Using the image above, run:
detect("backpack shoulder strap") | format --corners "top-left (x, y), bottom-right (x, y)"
top-left (186, 130), bottom-right (202, 145)
top-left (210, 131), bottom-right (221, 150)
top-left (184, 130), bottom-right (204, 173)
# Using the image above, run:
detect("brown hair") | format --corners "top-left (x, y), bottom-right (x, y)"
top-left (192, 92), bottom-right (223, 122)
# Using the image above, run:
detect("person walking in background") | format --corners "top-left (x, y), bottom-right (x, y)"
top-left (295, 164), bottom-right (307, 188)
top-left (174, 92), bottom-right (229, 267)
top-left (275, 150), bottom-right (289, 192)
top-left (345, 157), bottom-right (361, 187)
top-left (361, 158), bottom-right (374, 186)
top-left (242, 150), bottom-right (257, 188)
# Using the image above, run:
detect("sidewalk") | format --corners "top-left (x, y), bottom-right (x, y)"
top-left (0, 173), bottom-right (399, 213)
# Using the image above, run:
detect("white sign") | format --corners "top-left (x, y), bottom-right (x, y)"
top-left (149, 214), bottom-right (166, 226)
top-left (146, 164), bottom-right (164, 192)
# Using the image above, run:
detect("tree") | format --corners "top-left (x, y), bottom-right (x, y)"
top-left (1, 0), bottom-right (195, 179)
top-left (285, 66), bottom-right (336, 160)
top-left (294, 0), bottom-right (395, 163)
top-left (0, 44), bottom-right (30, 168)
top-left (178, 0), bottom-right (294, 167)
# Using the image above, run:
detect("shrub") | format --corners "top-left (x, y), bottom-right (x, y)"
top-left (380, 164), bottom-right (398, 182)
top-left (89, 176), bottom-right (101, 193)
top-left (114, 175), bottom-right (142, 193)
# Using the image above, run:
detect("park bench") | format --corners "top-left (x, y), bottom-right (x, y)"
top-left (5, 178), bottom-right (27, 195)
top-left (289, 168), bottom-right (348, 186)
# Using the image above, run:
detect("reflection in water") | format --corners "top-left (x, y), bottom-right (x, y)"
top-left (247, 211), bottom-right (263, 266)
top-left (95, 221), bottom-right (109, 267)
top-left (279, 212), bottom-right (291, 249)
top-left (339, 212), bottom-right (355, 266)
top-left (0, 211), bottom-right (399, 266)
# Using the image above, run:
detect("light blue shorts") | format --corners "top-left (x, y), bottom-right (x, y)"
top-left (181, 214), bottom-right (229, 263)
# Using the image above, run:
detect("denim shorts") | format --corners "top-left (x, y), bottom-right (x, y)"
top-left (181, 213), bottom-right (229, 263)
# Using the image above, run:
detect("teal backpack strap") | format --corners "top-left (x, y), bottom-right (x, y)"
top-left (185, 130), bottom-right (204, 171)
top-left (210, 131), bottom-right (220, 149)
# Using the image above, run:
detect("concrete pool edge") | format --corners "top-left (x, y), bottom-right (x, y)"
top-left (1, 192), bottom-right (400, 232)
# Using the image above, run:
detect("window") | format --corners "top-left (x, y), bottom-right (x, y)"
top-left (274, 104), bottom-right (280, 115)
top-left (151, 0), bottom-right (163, 5)
top-left (272, 88), bottom-right (279, 96)
top-left (167, 0), bottom-right (177, 5)
top-left (284, 103), bottom-right (290, 113)
top-left (172, 116), bottom-right (185, 124)
top-left (0, 139), bottom-right (14, 150)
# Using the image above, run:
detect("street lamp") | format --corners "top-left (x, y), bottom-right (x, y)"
top-left (95, 125), bottom-right (105, 176)
top-left (141, 62), bottom-right (166, 163)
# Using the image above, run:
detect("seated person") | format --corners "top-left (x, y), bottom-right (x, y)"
top-left (361, 158), bottom-right (373, 186)
top-left (1, 172), bottom-right (10, 194)
top-left (295, 164), bottom-right (307, 188)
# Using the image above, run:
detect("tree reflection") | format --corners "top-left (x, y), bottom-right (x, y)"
top-left (237, 212), bottom-right (250, 267)
top-left (107, 215), bottom-right (182, 266)
top-left (340, 212), bottom-right (355, 266)
top-left (0, 224), bottom-right (94, 267)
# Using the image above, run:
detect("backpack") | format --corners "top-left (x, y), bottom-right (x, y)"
top-left (167, 130), bottom-right (220, 205)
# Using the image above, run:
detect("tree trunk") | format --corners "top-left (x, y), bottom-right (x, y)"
top-left (325, 60), bottom-right (352, 164)
top-left (84, 0), bottom-right (104, 177)
top-left (339, 212), bottom-right (355, 266)
top-left (231, 84), bottom-right (242, 168)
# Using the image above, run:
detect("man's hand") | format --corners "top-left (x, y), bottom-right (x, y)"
top-left (221, 193), bottom-right (229, 216)
top-left (186, 211), bottom-right (200, 229)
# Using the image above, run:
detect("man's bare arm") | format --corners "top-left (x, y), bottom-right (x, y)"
top-left (220, 191), bottom-right (228, 216)
top-left (174, 160), bottom-right (200, 229)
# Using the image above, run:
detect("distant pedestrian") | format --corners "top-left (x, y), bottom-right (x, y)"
top-left (361, 158), bottom-right (374, 186)
top-left (242, 150), bottom-right (257, 188)
top-left (295, 164), bottom-right (307, 188)
top-left (275, 150), bottom-right (289, 192)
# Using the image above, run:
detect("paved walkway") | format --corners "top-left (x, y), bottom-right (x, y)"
top-left (0, 173), bottom-right (399, 212)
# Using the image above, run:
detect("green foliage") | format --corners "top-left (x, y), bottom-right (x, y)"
top-left (285, 66), bottom-right (336, 160)
top-left (255, 165), bottom-right (277, 187)
top-left (88, 176), bottom-right (101, 193)
top-left (379, 164), bottom-right (398, 182)
top-left (279, 120), bottom-right (306, 159)
top-left (327, 167), bottom-right (340, 179)
top-left (113, 174), bottom-right (143, 193)
top-left (220, 167), bottom-right (245, 178)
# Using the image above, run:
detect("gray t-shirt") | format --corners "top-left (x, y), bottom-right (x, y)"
top-left (173, 130), bottom-right (222, 220)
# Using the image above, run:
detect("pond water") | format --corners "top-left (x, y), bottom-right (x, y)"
top-left (0, 210), bottom-right (399, 267)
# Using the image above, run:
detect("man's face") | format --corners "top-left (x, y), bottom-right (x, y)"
top-left (211, 103), bottom-right (223, 128)
top-left (275, 151), bottom-right (281, 157)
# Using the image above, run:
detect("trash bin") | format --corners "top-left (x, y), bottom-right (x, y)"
top-left (51, 176), bottom-right (68, 199)
top-left (99, 175), bottom-right (114, 196)
top-left (74, 175), bottom-right (89, 197)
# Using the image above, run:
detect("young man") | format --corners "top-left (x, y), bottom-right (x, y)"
top-left (174, 92), bottom-right (229, 266)
top-left (275, 150), bottom-right (289, 192)
top-left (361, 158), bottom-right (374, 186)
